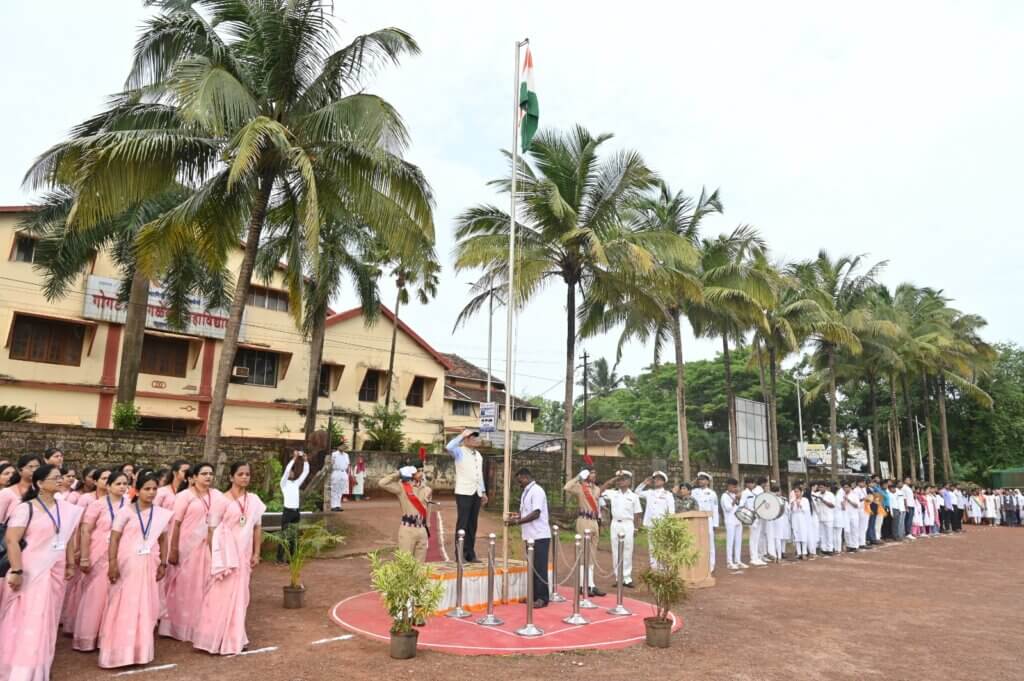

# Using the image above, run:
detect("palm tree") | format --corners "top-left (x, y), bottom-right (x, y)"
top-left (26, 1), bottom-right (434, 474)
top-left (582, 357), bottom-right (624, 398)
top-left (793, 252), bottom-right (893, 480)
top-left (454, 126), bottom-right (687, 483)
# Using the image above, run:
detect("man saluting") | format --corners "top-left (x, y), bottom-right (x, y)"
top-left (563, 469), bottom-right (608, 596)
top-left (378, 464), bottom-right (432, 561)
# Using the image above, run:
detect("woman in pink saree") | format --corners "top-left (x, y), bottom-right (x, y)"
top-left (155, 460), bottom-right (190, 512)
top-left (98, 471), bottom-right (172, 668)
top-left (193, 462), bottom-right (265, 655)
top-left (0, 464), bottom-right (84, 681)
top-left (0, 455), bottom-right (42, 613)
top-left (71, 469), bottom-right (129, 650)
top-left (61, 467), bottom-right (110, 633)
top-left (159, 462), bottom-right (222, 642)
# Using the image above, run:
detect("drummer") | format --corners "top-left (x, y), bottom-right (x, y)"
top-left (691, 473), bottom-right (719, 573)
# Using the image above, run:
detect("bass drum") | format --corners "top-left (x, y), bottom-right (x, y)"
top-left (735, 506), bottom-right (757, 526)
top-left (753, 492), bottom-right (785, 521)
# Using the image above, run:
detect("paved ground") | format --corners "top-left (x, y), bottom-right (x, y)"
top-left (52, 498), bottom-right (1024, 681)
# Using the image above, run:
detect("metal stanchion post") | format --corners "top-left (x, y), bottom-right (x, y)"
top-left (563, 534), bottom-right (589, 625)
top-left (607, 531), bottom-right (632, 616)
top-left (549, 524), bottom-right (566, 603)
top-left (515, 540), bottom-right (543, 636)
top-left (477, 533), bottom-right (503, 626)
top-left (579, 529), bottom-right (597, 609)
top-left (446, 529), bottom-right (470, 618)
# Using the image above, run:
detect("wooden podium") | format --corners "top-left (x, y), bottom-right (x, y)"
top-left (674, 511), bottom-right (716, 589)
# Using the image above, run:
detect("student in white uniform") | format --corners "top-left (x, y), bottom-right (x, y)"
top-left (720, 478), bottom-right (744, 570)
top-left (768, 483), bottom-right (789, 560)
top-left (845, 479), bottom-right (863, 550)
top-left (889, 480), bottom-right (906, 540)
top-left (833, 482), bottom-right (849, 552)
top-left (636, 472), bottom-right (676, 568)
top-left (900, 477), bottom-right (917, 539)
top-left (814, 482), bottom-right (836, 554)
top-left (754, 477), bottom-right (776, 562)
top-left (599, 471), bottom-right (643, 587)
top-left (856, 479), bottom-right (872, 547)
top-left (790, 483), bottom-right (812, 560)
top-left (691, 472), bottom-right (719, 573)
top-left (329, 448), bottom-right (350, 511)
top-left (740, 479), bottom-right (766, 566)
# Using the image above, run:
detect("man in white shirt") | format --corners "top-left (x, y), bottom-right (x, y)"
top-left (446, 429), bottom-right (488, 562)
top-left (329, 448), bottom-right (350, 512)
top-left (951, 484), bottom-right (965, 532)
top-left (277, 449), bottom-right (309, 563)
top-left (720, 478), bottom-right (745, 570)
top-left (506, 468), bottom-right (551, 607)
top-left (845, 480), bottom-right (864, 550)
top-left (888, 481), bottom-right (906, 539)
top-left (692, 472), bottom-right (720, 573)
top-left (600, 470), bottom-right (643, 587)
top-left (814, 482), bottom-right (836, 554)
top-left (900, 477), bottom-right (917, 540)
top-left (833, 482), bottom-right (848, 553)
top-left (740, 479), bottom-right (767, 566)
top-left (636, 471), bottom-right (676, 568)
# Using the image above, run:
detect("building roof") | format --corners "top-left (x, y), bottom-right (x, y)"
top-left (442, 352), bottom-right (505, 387)
top-left (0, 206), bottom-right (33, 213)
top-left (443, 383), bottom-right (540, 412)
top-left (572, 421), bottom-right (635, 447)
top-left (325, 305), bottom-right (453, 370)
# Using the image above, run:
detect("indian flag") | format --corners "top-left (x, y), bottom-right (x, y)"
top-left (519, 48), bottom-right (538, 153)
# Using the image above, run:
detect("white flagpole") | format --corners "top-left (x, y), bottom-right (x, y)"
top-left (501, 37), bottom-right (527, 601)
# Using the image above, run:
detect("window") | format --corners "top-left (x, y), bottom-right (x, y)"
top-left (513, 407), bottom-right (529, 422)
top-left (138, 417), bottom-right (193, 435)
top-left (406, 376), bottom-right (426, 407)
top-left (246, 286), bottom-right (290, 312)
top-left (140, 335), bottom-right (189, 377)
top-left (234, 348), bottom-right (279, 387)
top-left (318, 364), bottom-right (332, 398)
top-left (452, 400), bottom-right (473, 416)
top-left (11, 234), bottom-right (36, 263)
top-left (358, 370), bottom-right (382, 402)
top-left (9, 315), bottom-right (84, 366)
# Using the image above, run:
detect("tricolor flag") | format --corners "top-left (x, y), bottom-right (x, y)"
top-left (519, 48), bottom-right (538, 153)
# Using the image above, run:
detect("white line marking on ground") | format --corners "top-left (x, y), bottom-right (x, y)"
top-left (232, 646), bottom-right (278, 657)
top-left (113, 664), bottom-right (177, 676)
top-left (311, 635), bottom-right (354, 645)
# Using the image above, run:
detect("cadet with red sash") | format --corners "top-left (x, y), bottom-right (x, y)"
top-left (378, 466), bottom-right (432, 561)
top-left (563, 469), bottom-right (608, 596)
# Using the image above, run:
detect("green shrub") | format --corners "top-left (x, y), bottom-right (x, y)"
top-left (369, 549), bottom-right (445, 634)
top-left (112, 401), bottom-right (141, 430)
top-left (0, 406), bottom-right (35, 422)
top-left (263, 521), bottom-right (344, 588)
top-left (362, 402), bottom-right (405, 451)
top-left (641, 515), bottom-right (698, 621)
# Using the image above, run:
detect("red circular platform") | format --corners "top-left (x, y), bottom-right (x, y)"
top-left (330, 587), bottom-right (682, 655)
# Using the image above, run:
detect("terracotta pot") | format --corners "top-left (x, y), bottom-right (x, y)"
top-left (283, 585), bottom-right (305, 609)
top-left (389, 629), bottom-right (419, 659)
top-left (644, 616), bottom-right (672, 648)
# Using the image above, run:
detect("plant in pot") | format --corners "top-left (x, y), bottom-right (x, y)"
top-left (264, 521), bottom-right (343, 608)
top-left (369, 549), bottom-right (445, 659)
top-left (640, 514), bottom-right (698, 648)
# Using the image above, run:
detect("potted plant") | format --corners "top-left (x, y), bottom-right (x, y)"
top-left (369, 549), bottom-right (445, 659)
top-left (265, 521), bottom-right (343, 608)
top-left (640, 515), bottom-right (698, 648)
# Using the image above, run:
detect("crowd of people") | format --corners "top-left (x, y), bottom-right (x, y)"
top-left (967, 488), bottom-right (1023, 526)
top-left (0, 448), bottom-right (265, 680)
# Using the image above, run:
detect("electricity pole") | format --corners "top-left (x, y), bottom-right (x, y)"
top-left (582, 351), bottom-right (589, 463)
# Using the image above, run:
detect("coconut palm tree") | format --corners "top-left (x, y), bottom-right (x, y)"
top-left (454, 125), bottom-right (688, 483)
top-left (26, 1), bottom-right (434, 474)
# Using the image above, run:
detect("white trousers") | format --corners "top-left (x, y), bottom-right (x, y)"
top-left (818, 521), bottom-right (833, 551)
top-left (795, 540), bottom-right (807, 557)
top-left (330, 472), bottom-right (349, 508)
top-left (861, 511), bottom-right (871, 545)
top-left (577, 564), bottom-right (597, 589)
top-left (610, 519), bottom-right (635, 583)
top-left (707, 519), bottom-right (717, 573)
top-left (748, 518), bottom-right (762, 561)
top-left (846, 513), bottom-right (860, 549)
top-left (725, 523), bottom-right (743, 566)
top-left (832, 526), bottom-right (844, 552)
top-left (763, 519), bottom-right (776, 559)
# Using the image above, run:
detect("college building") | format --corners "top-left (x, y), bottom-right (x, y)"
top-left (0, 206), bottom-right (537, 447)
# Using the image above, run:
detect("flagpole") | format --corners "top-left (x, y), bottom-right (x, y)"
top-left (501, 37), bottom-right (527, 602)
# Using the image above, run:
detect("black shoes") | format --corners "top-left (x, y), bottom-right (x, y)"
top-left (580, 587), bottom-right (608, 597)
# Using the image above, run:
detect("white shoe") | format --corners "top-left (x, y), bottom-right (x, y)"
top-left (750, 559), bottom-right (768, 567)
top-left (726, 563), bottom-right (738, 571)
top-left (737, 562), bottom-right (750, 569)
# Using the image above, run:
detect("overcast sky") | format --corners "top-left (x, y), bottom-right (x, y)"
top-left (2, 1), bottom-right (1022, 398)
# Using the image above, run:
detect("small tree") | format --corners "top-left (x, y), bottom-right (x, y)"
top-left (369, 550), bottom-right (444, 634)
top-left (641, 515), bottom-right (698, 621)
top-left (362, 402), bottom-right (405, 451)
top-left (112, 401), bottom-right (141, 430)
top-left (0, 406), bottom-right (35, 422)
top-left (264, 522), bottom-right (344, 589)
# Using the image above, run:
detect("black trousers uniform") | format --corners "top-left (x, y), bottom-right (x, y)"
top-left (455, 493), bottom-right (482, 561)
top-left (278, 507), bottom-right (301, 562)
top-left (528, 537), bottom-right (551, 604)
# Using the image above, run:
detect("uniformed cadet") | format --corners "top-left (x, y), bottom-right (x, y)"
top-left (563, 469), bottom-right (608, 596)
top-left (378, 465), bottom-right (432, 561)
top-left (599, 470), bottom-right (643, 586)
top-left (691, 472), bottom-right (720, 573)
top-left (635, 471), bottom-right (676, 568)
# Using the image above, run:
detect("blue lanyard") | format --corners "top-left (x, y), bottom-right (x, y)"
top-left (136, 502), bottom-right (154, 541)
top-left (38, 496), bottom-right (61, 535)
top-left (106, 495), bottom-right (125, 523)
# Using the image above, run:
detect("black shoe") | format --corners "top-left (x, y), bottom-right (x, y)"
top-left (331, 507), bottom-right (342, 512)
top-left (466, 557), bottom-right (482, 564)
top-left (589, 587), bottom-right (607, 597)
top-left (533, 599), bottom-right (548, 609)
top-left (623, 581), bottom-right (635, 589)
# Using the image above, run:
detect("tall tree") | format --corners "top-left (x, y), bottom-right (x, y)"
top-left (27, 1), bottom-right (435, 476)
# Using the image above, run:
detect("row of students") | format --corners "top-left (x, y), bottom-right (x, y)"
top-left (0, 454), bottom-right (264, 678)
top-left (967, 488), bottom-right (1024, 526)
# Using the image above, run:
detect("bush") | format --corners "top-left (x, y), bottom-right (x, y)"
top-left (369, 550), bottom-right (445, 634)
top-left (263, 521), bottom-right (344, 588)
top-left (258, 457), bottom-right (284, 512)
top-left (112, 401), bottom-right (141, 430)
top-left (0, 406), bottom-right (35, 422)
top-left (327, 419), bottom-right (348, 449)
top-left (641, 515), bottom-right (698, 621)
top-left (362, 402), bottom-right (405, 451)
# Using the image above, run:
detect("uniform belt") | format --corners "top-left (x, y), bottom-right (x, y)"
top-left (401, 514), bottom-right (425, 528)
top-left (577, 511), bottom-right (599, 520)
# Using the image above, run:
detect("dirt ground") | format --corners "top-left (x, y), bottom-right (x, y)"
top-left (52, 498), bottom-right (1024, 681)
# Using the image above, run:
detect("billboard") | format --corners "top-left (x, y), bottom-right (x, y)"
top-left (734, 396), bottom-right (769, 466)
top-left (83, 275), bottom-right (237, 340)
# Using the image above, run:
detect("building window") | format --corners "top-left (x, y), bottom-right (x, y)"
top-left (318, 364), bottom-right (331, 398)
top-left (358, 370), bottom-right (382, 402)
top-left (11, 234), bottom-right (37, 263)
top-left (406, 376), bottom-right (426, 408)
top-left (234, 348), bottom-right (279, 387)
top-left (246, 285), bottom-right (290, 312)
top-left (513, 407), bottom-right (529, 422)
top-left (139, 335), bottom-right (189, 378)
top-left (452, 400), bottom-right (473, 417)
top-left (138, 417), bottom-right (193, 434)
top-left (9, 315), bottom-right (84, 366)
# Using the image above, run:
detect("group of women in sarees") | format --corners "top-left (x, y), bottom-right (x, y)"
top-left (0, 452), bottom-right (265, 679)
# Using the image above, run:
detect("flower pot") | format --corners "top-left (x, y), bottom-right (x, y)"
top-left (389, 629), bottom-right (419, 659)
top-left (644, 616), bottom-right (672, 648)
top-left (283, 585), bottom-right (305, 609)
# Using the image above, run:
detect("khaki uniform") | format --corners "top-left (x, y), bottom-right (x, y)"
top-left (379, 472), bottom-right (432, 561)
top-left (563, 478), bottom-right (601, 586)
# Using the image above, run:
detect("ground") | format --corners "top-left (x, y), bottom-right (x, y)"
top-left (53, 498), bottom-right (1023, 681)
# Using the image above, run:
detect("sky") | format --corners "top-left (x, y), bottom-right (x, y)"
top-left (2, 1), bottom-right (1023, 398)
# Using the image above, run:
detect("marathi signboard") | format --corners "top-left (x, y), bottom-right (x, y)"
top-left (83, 275), bottom-right (236, 340)
top-left (734, 396), bottom-right (769, 466)
top-left (788, 459), bottom-right (807, 474)
top-left (479, 401), bottom-right (497, 433)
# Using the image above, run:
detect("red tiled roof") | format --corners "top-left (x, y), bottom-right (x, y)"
top-left (442, 353), bottom-right (505, 386)
top-left (443, 383), bottom-right (540, 411)
top-left (325, 305), bottom-right (452, 370)
top-left (0, 206), bottom-right (34, 213)
top-left (572, 421), bottom-right (634, 446)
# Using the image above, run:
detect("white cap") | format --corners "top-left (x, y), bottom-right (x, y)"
top-left (616, 469), bottom-right (633, 478)
top-left (652, 471), bottom-right (668, 481)
top-left (696, 471), bottom-right (712, 482)
top-left (578, 470), bottom-right (590, 481)
top-left (399, 466), bottom-right (417, 478)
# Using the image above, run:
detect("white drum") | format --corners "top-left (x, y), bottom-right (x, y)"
top-left (753, 492), bottom-right (785, 521)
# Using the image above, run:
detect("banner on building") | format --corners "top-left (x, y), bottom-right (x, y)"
top-left (83, 275), bottom-right (236, 340)
top-left (734, 396), bottom-right (769, 466)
